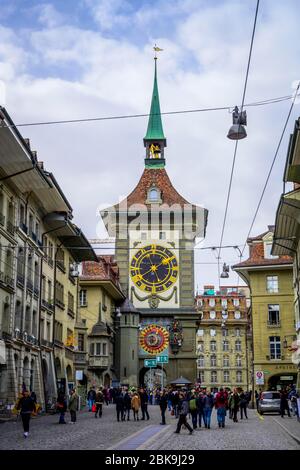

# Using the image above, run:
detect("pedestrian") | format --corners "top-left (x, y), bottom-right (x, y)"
top-left (239, 391), bottom-right (248, 420)
top-left (202, 390), bottom-right (214, 429)
top-left (56, 390), bottom-right (67, 424)
top-left (171, 390), bottom-right (179, 418)
top-left (215, 388), bottom-right (227, 428)
top-left (197, 390), bottom-right (205, 428)
top-left (229, 389), bottom-right (240, 423)
top-left (16, 390), bottom-right (35, 438)
top-left (167, 390), bottom-right (172, 412)
top-left (288, 386), bottom-right (298, 417)
top-left (174, 392), bottom-right (193, 434)
top-left (188, 390), bottom-right (198, 429)
top-left (95, 387), bottom-right (104, 418)
top-left (87, 386), bottom-right (96, 412)
top-left (103, 387), bottom-right (109, 406)
top-left (159, 390), bottom-right (168, 425)
top-left (123, 389), bottom-right (131, 421)
top-left (131, 392), bottom-right (141, 421)
top-left (139, 387), bottom-right (150, 421)
top-left (68, 389), bottom-right (78, 424)
top-left (115, 390), bottom-right (125, 422)
top-left (280, 389), bottom-right (291, 418)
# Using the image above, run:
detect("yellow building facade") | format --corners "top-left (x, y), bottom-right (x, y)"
top-left (233, 227), bottom-right (297, 392)
top-left (77, 255), bottom-right (125, 391)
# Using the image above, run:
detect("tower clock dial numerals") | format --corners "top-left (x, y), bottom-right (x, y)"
top-left (130, 244), bottom-right (178, 293)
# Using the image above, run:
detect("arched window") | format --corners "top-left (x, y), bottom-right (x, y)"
top-left (236, 370), bottom-right (242, 383)
top-left (210, 355), bottom-right (217, 367)
top-left (197, 355), bottom-right (205, 367)
top-left (224, 370), bottom-right (230, 383)
top-left (235, 340), bottom-right (241, 351)
top-left (210, 341), bottom-right (217, 352)
top-left (223, 355), bottom-right (229, 367)
top-left (147, 186), bottom-right (161, 203)
top-left (211, 371), bottom-right (217, 383)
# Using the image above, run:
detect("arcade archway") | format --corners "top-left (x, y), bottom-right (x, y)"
top-left (139, 366), bottom-right (167, 389)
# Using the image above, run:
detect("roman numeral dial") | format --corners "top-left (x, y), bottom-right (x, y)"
top-left (130, 244), bottom-right (178, 293)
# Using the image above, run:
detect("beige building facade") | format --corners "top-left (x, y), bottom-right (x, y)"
top-left (195, 285), bottom-right (251, 392)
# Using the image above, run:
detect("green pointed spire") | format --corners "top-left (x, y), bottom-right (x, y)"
top-left (144, 58), bottom-right (165, 141)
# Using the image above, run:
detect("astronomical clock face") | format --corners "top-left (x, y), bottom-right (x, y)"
top-left (130, 244), bottom-right (178, 294)
top-left (139, 324), bottom-right (169, 355)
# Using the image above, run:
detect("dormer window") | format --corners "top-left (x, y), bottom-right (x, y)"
top-left (146, 186), bottom-right (162, 204)
top-left (149, 188), bottom-right (159, 201)
top-left (264, 242), bottom-right (278, 259)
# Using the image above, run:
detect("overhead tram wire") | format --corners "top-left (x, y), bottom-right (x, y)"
top-left (0, 92), bottom-right (297, 129)
top-left (217, 0), bottom-right (260, 286)
top-left (241, 80), bottom-right (300, 257)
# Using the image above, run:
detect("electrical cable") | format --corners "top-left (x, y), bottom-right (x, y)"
top-left (241, 80), bottom-right (300, 256)
top-left (0, 92), bottom-right (296, 129)
top-left (217, 0), bottom-right (260, 285)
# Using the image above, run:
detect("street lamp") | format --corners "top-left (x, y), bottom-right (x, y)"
top-left (220, 263), bottom-right (229, 278)
top-left (227, 106), bottom-right (247, 140)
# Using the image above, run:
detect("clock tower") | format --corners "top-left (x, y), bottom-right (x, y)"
top-left (101, 57), bottom-right (208, 387)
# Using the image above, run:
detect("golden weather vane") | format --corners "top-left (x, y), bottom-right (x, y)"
top-left (153, 44), bottom-right (163, 59)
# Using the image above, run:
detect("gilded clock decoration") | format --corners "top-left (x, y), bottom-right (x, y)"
top-left (139, 324), bottom-right (169, 355)
top-left (130, 244), bottom-right (178, 294)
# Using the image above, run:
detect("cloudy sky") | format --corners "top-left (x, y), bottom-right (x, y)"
top-left (1, 0), bottom-right (299, 291)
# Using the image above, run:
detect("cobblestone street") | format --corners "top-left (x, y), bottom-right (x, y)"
top-left (0, 405), bottom-right (299, 450)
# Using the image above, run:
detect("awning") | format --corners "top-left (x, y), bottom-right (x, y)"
top-left (0, 340), bottom-right (6, 365)
top-left (43, 213), bottom-right (97, 262)
top-left (272, 189), bottom-right (300, 256)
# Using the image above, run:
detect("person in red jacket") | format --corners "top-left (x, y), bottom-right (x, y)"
top-left (215, 388), bottom-right (228, 428)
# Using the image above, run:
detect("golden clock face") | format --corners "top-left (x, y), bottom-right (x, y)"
top-left (130, 244), bottom-right (178, 293)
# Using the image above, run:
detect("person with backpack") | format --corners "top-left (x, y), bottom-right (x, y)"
top-left (174, 392), bottom-right (193, 434)
top-left (215, 387), bottom-right (227, 428)
top-left (188, 390), bottom-right (198, 429)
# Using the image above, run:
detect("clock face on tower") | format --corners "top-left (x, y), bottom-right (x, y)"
top-left (130, 244), bottom-right (178, 294)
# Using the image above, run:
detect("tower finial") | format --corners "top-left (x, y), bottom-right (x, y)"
top-left (153, 44), bottom-right (163, 60)
top-left (144, 47), bottom-right (166, 168)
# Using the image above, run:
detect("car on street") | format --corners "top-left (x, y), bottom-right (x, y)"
top-left (258, 391), bottom-right (281, 415)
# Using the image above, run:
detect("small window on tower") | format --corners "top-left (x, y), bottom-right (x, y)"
top-left (147, 186), bottom-right (161, 203)
top-left (149, 188), bottom-right (159, 200)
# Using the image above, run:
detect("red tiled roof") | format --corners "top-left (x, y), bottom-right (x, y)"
top-left (81, 255), bottom-right (120, 284)
top-left (233, 257), bottom-right (292, 269)
top-left (123, 168), bottom-right (190, 207)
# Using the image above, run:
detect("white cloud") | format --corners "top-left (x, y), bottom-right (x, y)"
top-left (36, 3), bottom-right (65, 28)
